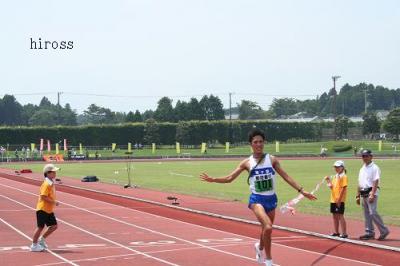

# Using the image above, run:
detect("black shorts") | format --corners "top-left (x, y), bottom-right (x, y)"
top-left (36, 210), bottom-right (57, 228)
top-left (330, 203), bottom-right (345, 214)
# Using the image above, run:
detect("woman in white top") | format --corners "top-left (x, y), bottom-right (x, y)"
top-left (200, 128), bottom-right (316, 266)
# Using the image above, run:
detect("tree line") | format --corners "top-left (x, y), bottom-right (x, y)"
top-left (1, 83), bottom-right (399, 126)
top-left (0, 94), bottom-right (224, 126)
top-left (237, 83), bottom-right (400, 119)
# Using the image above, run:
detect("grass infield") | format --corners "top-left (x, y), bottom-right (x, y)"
top-left (2, 158), bottom-right (399, 225)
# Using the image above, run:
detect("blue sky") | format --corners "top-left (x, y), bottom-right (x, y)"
top-left (1, 0), bottom-right (399, 113)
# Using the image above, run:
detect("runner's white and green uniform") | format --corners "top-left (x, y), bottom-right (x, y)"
top-left (248, 154), bottom-right (278, 212)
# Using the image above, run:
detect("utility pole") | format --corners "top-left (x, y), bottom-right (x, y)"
top-left (228, 92), bottom-right (234, 142)
top-left (229, 92), bottom-right (233, 121)
top-left (364, 89), bottom-right (368, 113)
top-left (57, 91), bottom-right (63, 106)
top-left (57, 91), bottom-right (63, 125)
top-left (332, 76), bottom-right (341, 140)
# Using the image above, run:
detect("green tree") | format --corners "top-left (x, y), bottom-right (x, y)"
top-left (28, 109), bottom-right (58, 126)
top-left (82, 104), bottom-right (115, 124)
top-left (126, 111), bottom-right (135, 122)
top-left (238, 100), bottom-right (264, 120)
top-left (301, 99), bottom-right (319, 116)
top-left (174, 100), bottom-right (189, 121)
top-left (133, 110), bottom-right (143, 122)
top-left (154, 97), bottom-right (174, 122)
top-left (383, 108), bottom-right (400, 138)
top-left (176, 121), bottom-right (190, 143)
top-left (39, 97), bottom-right (52, 108)
top-left (200, 95), bottom-right (224, 120)
top-left (113, 112), bottom-right (126, 124)
top-left (362, 112), bottom-right (381, 135)
top-left (187, 98), bottom-right (204, 120)
top-left (0, 95), bottom-right (23, 125)
top-left (59, 103), bottom-right (77, 125)
top-left (21, 103), bottom-right (38, 124)
top-left (142, 110), bottom-right (154, 120)
top-left (335, 115), bottom-right (350, 139)
top-left (269, 98), bottom-right (298, 117)
top-left (143, 118), bottom-right (160, 144)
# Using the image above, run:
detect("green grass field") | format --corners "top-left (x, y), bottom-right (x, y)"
top-left (4, 140), bottom-right (399, 160)
top-left (2, 157), bottom-right (399, 225)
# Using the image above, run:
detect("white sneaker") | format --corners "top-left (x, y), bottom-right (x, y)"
top-left (254, 242), bottom-right (264, 264)
top-left (38, 237), bottom-right (48, 249)
top-left (30, 243), bottom-right (45, 252)
top-left (265, 259), bottom-right (273, 266)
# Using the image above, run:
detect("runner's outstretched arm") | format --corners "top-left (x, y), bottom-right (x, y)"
top-left (271, 156), bottom-right (317, 200)
top-left (200, 159), bottom-right (248, 183)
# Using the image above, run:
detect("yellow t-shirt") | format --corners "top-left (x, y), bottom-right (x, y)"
top-left (330, 173), bottom-right (348, 203)
top-left (36, 178), bottom-right (56, 213)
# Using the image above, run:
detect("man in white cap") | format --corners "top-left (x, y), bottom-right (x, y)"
top-left (30, 164), bottom-right (60, 252)
top-left (357, 149), bottom-right (390, 241)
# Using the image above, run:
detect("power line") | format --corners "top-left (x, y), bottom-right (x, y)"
top-left (1, 92), bottom-right (56, 96)
top-left (235, 93), bottom-right (318, 97)
top-left (63, 92), bottom-right (206, 98)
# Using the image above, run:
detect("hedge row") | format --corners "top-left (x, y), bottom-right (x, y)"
top-left (0, 121), bottom-right (325, 145)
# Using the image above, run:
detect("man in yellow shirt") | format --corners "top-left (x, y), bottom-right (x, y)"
top-left (30, 164), bottom-right (60, 252)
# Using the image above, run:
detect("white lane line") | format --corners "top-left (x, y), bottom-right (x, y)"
top-left (0, 184), bottom-right (264, 264)
top-left (59, 199), bottom-right (259, 263)
top-left (56, 191), bottom-right (380, 266)
top-left (0, 217), bottom-right (79, 266)
top-left (34, 242), bottom-right (255, 266)
top-left (0, 194), bottom-right (179, 266)
top-left (0, 209), bottom-right (31, 212)
top-left (0, 182), bottom-right (382, 266)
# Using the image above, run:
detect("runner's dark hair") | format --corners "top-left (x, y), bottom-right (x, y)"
top-left (248, 128), bottom-right (265, 143)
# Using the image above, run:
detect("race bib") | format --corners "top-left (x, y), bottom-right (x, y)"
top-left (253, 170), bottom-right (274, 192)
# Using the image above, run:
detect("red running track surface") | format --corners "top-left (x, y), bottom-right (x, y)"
top-left (0, 177), bottom-right (399, 265)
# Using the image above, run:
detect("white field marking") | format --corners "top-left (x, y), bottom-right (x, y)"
top-left (39, 176), bottom-right (400, 253)
top-left (168, 171), bottom-right (194, 178)
top-left (129, 240), bottom-right (177, 246)
top-left (197, 237), bottom-right (243, 243)
top-left (58, 244), bottom-right (107, 249)
top-left (55, 200), bottom-right (260, 263)
top-left (46, 193), bottom-right (389, 266)
top-left (0, 208), bottom-right (31, 212)
top-left (0, 184), bottom-right (267, 264)
top-left (4, 240), bottom-right (256, 259)
top-left (272, 236), bottom-right (308, 239)
top-left (0, 217), bottom-right (79, 266)
top-left (1, 183), bottom-right (385, 266)
top-left (1, 182), bottom-right (384, 266)
top-left (0, 194), bottom-right (179, 266)
top-left (0, 246), bottom-right (31, 251)
top-left (273, 238), bottom-right (330, 244)
top-left (34, 241), bottom-right (256, 266)
top-left (0, 244), bottom-right (108, 252)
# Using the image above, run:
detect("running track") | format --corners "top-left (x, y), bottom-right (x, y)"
top-left (1, 178), bottom-right (399, 265)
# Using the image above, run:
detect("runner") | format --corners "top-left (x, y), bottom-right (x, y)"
top-left (200, 128), bottom-right (317, 266)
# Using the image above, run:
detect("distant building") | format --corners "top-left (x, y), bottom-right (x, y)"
top-left (224, 113), bottom-right (239, 120)
top-left (376, 110), bottom-right (389, 120)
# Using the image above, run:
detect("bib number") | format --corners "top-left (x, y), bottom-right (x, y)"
top-left (255, 178), bottom-right (273, 192)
